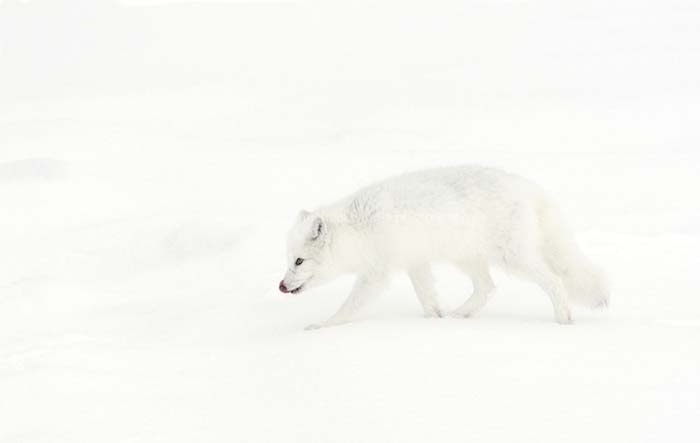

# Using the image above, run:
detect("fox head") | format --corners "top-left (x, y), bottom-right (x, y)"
top-left (279, 210), bottom-right (332, 294)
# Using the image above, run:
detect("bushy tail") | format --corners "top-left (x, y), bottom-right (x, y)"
top-left (537, 200), bottom-right (610, 308)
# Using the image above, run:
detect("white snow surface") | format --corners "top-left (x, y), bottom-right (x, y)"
top-left (1, 1), bottom-right (699, 442)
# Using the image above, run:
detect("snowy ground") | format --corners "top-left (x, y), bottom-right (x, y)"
top-left (1, 1), bottom-right (699, 442)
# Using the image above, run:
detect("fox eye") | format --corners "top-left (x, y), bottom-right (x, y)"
top-left (295, 258), bottom-right (304, 266)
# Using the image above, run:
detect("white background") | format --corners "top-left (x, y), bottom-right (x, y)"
top-left (1, 1), bottom-right (699, 442)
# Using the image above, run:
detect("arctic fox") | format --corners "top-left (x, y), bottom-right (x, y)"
top-left (279, 166), bottom-right (609, 330)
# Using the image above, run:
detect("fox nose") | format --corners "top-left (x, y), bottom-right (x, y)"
top-left (279, 280), bottom-right (289, 293)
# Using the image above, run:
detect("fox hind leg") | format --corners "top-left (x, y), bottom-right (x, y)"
top-left (519, 259), bottom-right (572, 324)
top-left (450, 260), bottom-right (495, 318)
top-left (407, 265), bottom-right (442, 318)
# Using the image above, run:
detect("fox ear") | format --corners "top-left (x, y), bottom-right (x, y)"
top-left (309, 217), bottom-right (324, 241)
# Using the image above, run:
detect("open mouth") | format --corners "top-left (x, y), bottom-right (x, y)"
top-left (279, 279), bottom-right (308, 294)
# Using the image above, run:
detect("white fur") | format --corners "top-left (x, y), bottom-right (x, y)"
top-left (281, 166), bottom-right (609, 329)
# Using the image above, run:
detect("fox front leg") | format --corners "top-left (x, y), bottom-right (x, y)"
top-left (305, 274), bottom-right (387, 330)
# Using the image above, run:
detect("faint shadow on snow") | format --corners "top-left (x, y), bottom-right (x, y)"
top-left (159, 221), bottom-right (241, 262)
top-left (0, 158), bottom-right (66, 182)
top-left (63, 217), bottom-right (243, 280)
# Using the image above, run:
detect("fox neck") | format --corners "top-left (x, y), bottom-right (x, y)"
top-left (318, 209), bottom-right (368, 275)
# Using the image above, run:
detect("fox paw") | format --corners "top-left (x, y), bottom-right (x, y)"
top-left (304, 323), bottom-right (325, 331)
top-left (448, 309), bottom-right (475, 318)
top-left (555, 309), bottom-right (573, 325)
top-left (424, 308), bottom-right (442, 318)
